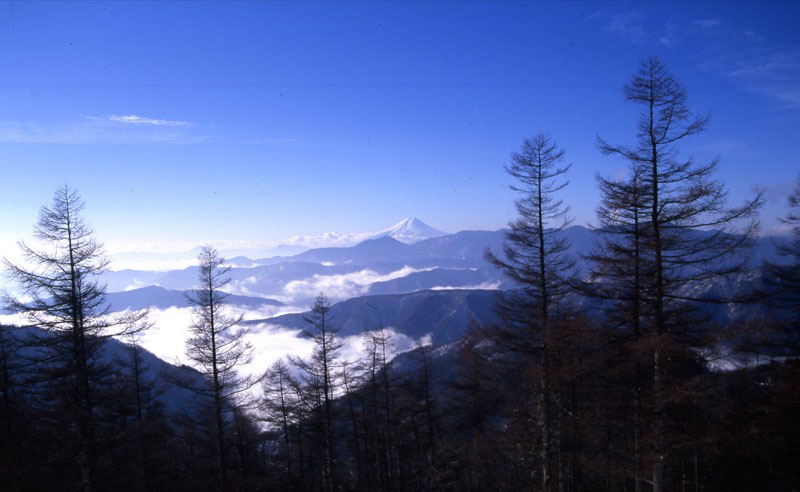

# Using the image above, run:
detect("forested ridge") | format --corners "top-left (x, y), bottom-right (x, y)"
top-left (1, 58), bottom-right (798, 491)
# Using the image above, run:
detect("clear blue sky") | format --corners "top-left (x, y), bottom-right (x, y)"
top-left (1, 1), bottom-right (798, 254)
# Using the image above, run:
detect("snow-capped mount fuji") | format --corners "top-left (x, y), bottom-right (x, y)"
top-left (369, 217), bottom-right (447, 244)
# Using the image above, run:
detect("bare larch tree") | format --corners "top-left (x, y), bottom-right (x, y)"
top-left (292, 293), bottom-right (341, 491)
top-left (3, 185), bottom-right (148, 491)
top-left (485, 133), bottom-right (575, 492)
top-left (595, 56), bottom-right (763, 492)
top-left (184, 246), bottom-right (255, 491)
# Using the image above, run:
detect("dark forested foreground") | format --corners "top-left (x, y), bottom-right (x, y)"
top-left (1, 57), bottom-right (799, 491)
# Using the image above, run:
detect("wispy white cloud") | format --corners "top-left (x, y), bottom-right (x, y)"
top-left (659, 16), bottom-right (680, 47)
top-left (590, 11), bottom-right (650, 43)
top-left (762, 181), bottom-right (797, 204)
top-left (589, 11), bottom-right (800, 110)
top-left (0, 114), bottom-right (202, 144)
top-left (283, 231), bottom-right (376, 248)
top-left (702, 47), bottom-right (800, 108)
top-left (106, 114), bottom-right (191, 127)
top-left (691, 18), bottom-right (722, 29)
top-left (654, 17), bottom-right (800, 109)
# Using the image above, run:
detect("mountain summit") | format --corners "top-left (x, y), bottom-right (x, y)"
top-left (370, 217), bottom-right (447, 243)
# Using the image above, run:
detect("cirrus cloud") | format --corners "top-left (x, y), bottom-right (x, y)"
top-left (107, 114), bottom-right (191, 127)
top-left (0, 114), bottom-right (202, 144)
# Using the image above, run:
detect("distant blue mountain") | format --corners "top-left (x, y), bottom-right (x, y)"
top-left (104, 286), bottom-right (283, 312)
top-left (414, 229), bottom-right (507, 260)
top-left (366, 267), bottom-right (507, 295)
top-left (292, 236), bottom-right (431, 264)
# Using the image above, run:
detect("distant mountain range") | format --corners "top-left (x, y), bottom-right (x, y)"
top-left (12, 219), bottom-right (787, 438)
top-left (47, 223), bottom-right (792, 421)
top-left (101, 225), bottom-right (786, 309)
top-left (100, 286), bottom-right (498, 347)
top-left (108, 218), bottom-right (448, 271)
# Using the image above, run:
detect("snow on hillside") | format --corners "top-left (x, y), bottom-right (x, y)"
top-left (370, 217), bottom-right (447, 243)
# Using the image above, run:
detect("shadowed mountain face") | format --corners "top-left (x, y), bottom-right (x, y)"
top-left (103, 286), bottom-right (284, 312)
top-left (366, 267), bottom-right (506, 295)
top-left (9, 325), bottom-right (208, 417)
top-left (246, 289), bottom-right (498, 344)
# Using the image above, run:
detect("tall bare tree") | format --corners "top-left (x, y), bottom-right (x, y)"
top-left (3, 185), bottom-right (148, 491)
top-left (261, 359), bottom-right (298, 484)
top-left (585, 141), bottom-right (654, 492)
top-left (184, 246), bottom-right (255, 491)
top-left (292, 293), bottom-right (341, 491)
top-left (485, 133), bottom-right (575, 492)
top-left (595, 56), bottom-right (763, 491)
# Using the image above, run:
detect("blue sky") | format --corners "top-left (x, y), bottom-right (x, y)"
top-left (1, 1), bottom-right (798, 256)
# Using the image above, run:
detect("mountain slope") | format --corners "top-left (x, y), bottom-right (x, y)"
top-left (291, 236), bottom-right (432, 264)
top-left (366, 267), bottom-right (505, 295)
top-left (414, 229), bottom-right (506, 260)
top-left (10, 325), bottom-right (208, 416)
top-left (104, 286), bottom-right (284, 312)
top-left (247, 289), bottom-right (498, 344)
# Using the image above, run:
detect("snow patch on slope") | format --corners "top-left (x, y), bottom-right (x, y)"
top-left (369, 217), bottom-right (447, 244)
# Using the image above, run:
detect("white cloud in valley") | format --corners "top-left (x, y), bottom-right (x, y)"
top-left (429, 281), bottom-right (501, 291)
top-left (118, 305), bottom-right (426, 402)
top-left (280, 266), bottom-right (436, 302)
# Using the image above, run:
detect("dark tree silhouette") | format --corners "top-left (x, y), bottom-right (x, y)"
top-left (0, 323), bottom-right (24, 482)
top-left (184, 246), bottom-right (255, 491)
top-left (261, 359), bottom-right (298, 484)
top-left (292, 293), bottom-right (341, 491)
top-left (485, 133), bottom-right (575, 492)
top-left (595, 57), bottom-right (763, 491)
top-left (3, 185), bottom-right (148, 491)
top-left (587, 129), bottom-right (654, 492)
top-left (764, 177), bottom-right (800, 315)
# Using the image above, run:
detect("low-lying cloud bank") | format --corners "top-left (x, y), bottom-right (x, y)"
top-left (280, 266), bottom-right (435, 303)
top-left (430, 281), bottom-right (501, 291)
top-left (2, 304), bottom-right (423, 405)
top-left (126, 306), bottom-right (427, 399)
